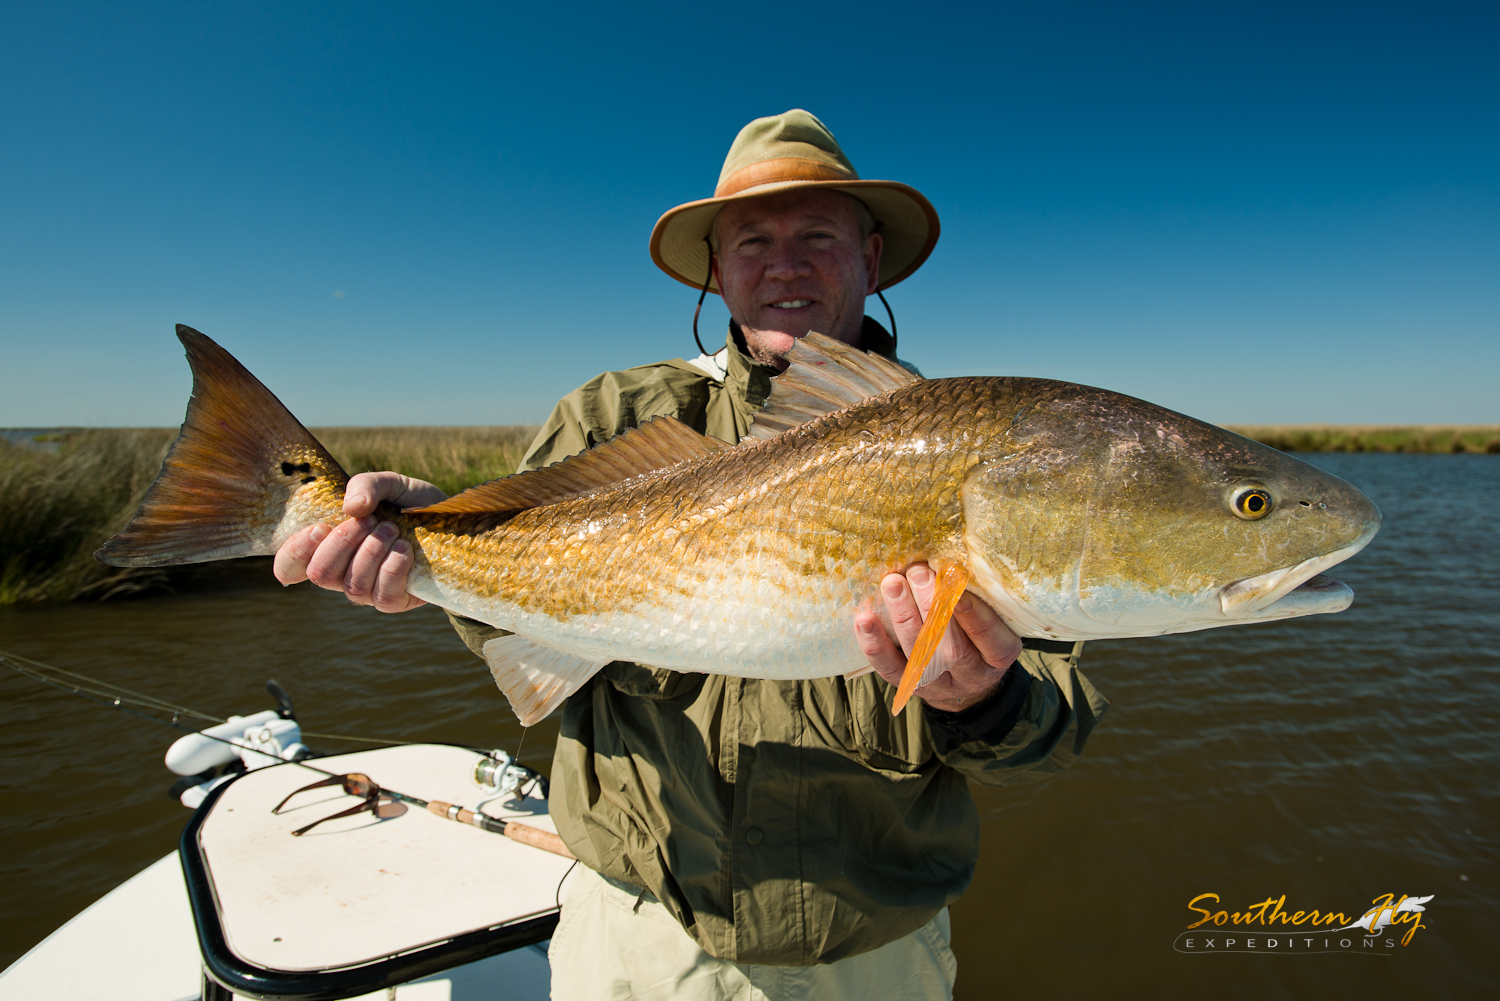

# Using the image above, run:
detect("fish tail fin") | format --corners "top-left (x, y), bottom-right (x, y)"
top-left (96, 325), bottom-right (350, 567)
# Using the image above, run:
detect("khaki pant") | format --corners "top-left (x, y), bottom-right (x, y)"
top-left (548, 867), bottom-right (957, 1001)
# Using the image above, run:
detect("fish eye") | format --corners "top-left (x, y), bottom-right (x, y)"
top-left (1230, 487), bottom-right (1274, 520)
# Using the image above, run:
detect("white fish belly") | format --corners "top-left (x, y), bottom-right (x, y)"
top-left (410, 559), bottom-right (872, 679)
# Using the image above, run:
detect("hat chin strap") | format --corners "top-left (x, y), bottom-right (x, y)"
top-left (692, 236), bottom-right (714, 357)
top-left (876, 288), bottom-right (897, 353)
top-left (871, 218), bottom-right (897, 352)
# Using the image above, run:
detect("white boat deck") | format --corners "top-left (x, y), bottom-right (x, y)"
top-left (0, 852), bottom-right (201, 1001)
top-left (0, 744), bottom-right (562, 1000)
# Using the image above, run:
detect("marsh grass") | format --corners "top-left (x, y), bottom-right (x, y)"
top-left (311, 426), bottom-right (536, 497)
top-left (0, 426), bottom-right (536, 604)
top-left (0, 430), bottom-right (180, 604)
top-left (1227, 425), bottom-right (1500, 454)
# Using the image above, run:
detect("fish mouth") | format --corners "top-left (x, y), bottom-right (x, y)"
top-left (1219, 527), bottom-right (1378, 618)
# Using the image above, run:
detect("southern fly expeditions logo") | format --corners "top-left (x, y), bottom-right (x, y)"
top-left (1173, 893), bottom-right (1435, 954)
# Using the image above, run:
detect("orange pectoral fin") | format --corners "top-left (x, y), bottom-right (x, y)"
top-left (892, 562), bottom-right (972, 714)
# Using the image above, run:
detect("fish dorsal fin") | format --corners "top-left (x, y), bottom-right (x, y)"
top-left (410, 415), bottom-right (731, 515)
top-left (746, 331), bottom-right (921, 441)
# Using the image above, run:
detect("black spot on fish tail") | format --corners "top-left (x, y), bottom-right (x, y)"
top-left (301, 476), bottom-right (316, 484)
top-left (280, 461), bottom-right (313, 476)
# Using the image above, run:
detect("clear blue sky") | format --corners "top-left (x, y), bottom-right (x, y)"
top-left (1, 1), bottom-right (1495, 428)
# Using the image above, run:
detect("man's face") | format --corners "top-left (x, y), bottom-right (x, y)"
top-left (712, 189), bottom-right (883, 370)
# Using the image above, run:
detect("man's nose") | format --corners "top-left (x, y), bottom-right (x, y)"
top-left (762, 240), bottom-right (812, 280)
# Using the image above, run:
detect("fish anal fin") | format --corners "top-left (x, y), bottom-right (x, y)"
top-left (892, 562), bottom-right (972, 714)
top-left (410, 416), bottom-right (731, 516)
top-left (482, 635), bottom-right (609, 726)
top-left (747, 332), bottom-right (920, 440)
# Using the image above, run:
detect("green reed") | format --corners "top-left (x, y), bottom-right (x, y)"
top-left (0, 426), bottom-right (537, 604)
top-left (1227, 425), bottom-right (1500, 454)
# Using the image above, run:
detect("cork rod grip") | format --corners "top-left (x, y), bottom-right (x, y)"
top-left (502, 821), bottom-right (576, 859)
top-left (427, 800), bottom-right (479, 825)
top-left (426, 800), bottom-right (577, 860)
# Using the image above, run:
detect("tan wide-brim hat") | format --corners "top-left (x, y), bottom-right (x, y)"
top-left (650, 109), bottom-right (940, 294)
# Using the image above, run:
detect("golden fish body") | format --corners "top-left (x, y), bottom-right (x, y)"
top-left (99, 327), bottom-right (1380, 724)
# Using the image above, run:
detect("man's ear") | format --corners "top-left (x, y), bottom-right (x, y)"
top-left (864, 232), bottom-right (884, 295)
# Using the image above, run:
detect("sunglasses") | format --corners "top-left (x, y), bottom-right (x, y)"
top-left (271, 772), bottom-right (389, 836)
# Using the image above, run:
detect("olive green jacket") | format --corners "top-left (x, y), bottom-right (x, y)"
top-left (449, 321), bottom-right (1109, 966)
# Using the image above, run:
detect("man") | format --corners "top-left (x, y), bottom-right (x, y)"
top-left (274, 110), bottom-right (1108, 999)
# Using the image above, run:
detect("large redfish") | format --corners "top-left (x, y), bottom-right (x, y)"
top-left (99, 326), bottom-right (1380, 725)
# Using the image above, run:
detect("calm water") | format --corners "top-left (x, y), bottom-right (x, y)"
top-left (1, 454), bottom-right (1496, 997)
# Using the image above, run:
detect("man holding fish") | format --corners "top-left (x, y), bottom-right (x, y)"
top-left (266, 110), bottom-right (1107, 996)
top-left (100, 103), bottom-right (1375, 996)
top-left (273, 111), bottom-right (1110, 998)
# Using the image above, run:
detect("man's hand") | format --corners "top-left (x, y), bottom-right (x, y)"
top-left (273, 471), bottom-right (446, 613)
top-left (853, 563), bottom-right (1023, 713)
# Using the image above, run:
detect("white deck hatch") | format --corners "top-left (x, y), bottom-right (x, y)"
top-left (197, 744), bottom-right (572, 973)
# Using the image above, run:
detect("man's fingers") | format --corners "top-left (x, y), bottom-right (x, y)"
top-left (344, 521), bottom-right (399, 604)
top-left (344, 471), bottom-right (448, 518)
top-left (857, 563), bottom-right (1022, 713)
top-left (905, 563), bottom-right (936, 619)
top-left (881, 572), bottom-right (926, 653)
top-left (272, 475), bottom-right (435, 615)
top-left (858, 565), bottom-right (1021, 711)
top-left (273, 523), bottom-right (330, 586)
top-left (854, 605), bottom-right (906, 686)
top-left (912, 593), bottom-right (1018, 712)
top-left (372, 540), bottom-right (424, 613)
top-left (305, 516), bottom-right (376, 591)
top-left (343, 474), bottom-right (382, 519)
top-left (952, 596), bottom-right (1023, 671)
top-left (344, 473), bottom-right (400, 518)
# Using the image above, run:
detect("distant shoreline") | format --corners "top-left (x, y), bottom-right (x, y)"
top-left (7, 425), bottom-right (1498, 453)
top-left (2, 423), bottom-right (1494, 604)
top-left (1223, 425), bottom-right (1500, 454)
